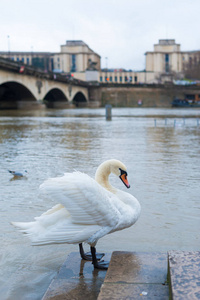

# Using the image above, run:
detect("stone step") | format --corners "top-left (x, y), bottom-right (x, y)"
top-left (42, 252), bottom-right (111, 300)
top-left (168, 251), bottom-right (200, 300)
top-left (97, 251), bottom-right (169, 300)
top-left (42, 251), bottom-right (169, 300)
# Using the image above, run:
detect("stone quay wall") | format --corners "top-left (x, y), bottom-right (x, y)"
top-left (89, 84), bottom-right (200, 107)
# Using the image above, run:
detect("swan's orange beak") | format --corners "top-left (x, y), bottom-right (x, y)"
top-left (119, 172), bottom-right (130, 188)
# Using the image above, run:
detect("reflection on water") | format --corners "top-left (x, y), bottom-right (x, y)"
top-left (43, 252), bottom-right (112, 300)
top-left (0, 108), bottom-right (200, 300)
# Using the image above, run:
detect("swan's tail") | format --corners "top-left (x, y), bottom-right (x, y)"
top-left (11, 221), bottom-right (35, 231)
top-left (11, 204), bottom-right (99, 246)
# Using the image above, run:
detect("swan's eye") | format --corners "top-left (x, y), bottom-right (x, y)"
top-left (119, 168), bottom-right (127, 176)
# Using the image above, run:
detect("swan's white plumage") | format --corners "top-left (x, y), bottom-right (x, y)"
top-left (11, 159), bottom-right (141, 247)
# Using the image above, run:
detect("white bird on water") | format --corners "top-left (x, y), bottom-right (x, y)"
top-left (8, 170), bottom-right (28, 177)
top-left (11, 159), bottom-right (141, 269)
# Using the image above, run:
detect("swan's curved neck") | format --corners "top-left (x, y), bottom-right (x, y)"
top-left (95, 162), bottom-right (116, 193)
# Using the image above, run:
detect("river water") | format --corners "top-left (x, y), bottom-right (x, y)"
top-left (0, 107), bottom-right (200, 299)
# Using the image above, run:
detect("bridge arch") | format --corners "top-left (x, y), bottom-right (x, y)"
top-left (0, 81), bottom-right (36, 109)
top-left (73, 91), bottom-right (88, 107)
top-left (43, 88), bottom-right (69, 108)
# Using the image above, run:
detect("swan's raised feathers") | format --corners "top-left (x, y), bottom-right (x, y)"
top-left (11, 160), bottom-right (141, 249)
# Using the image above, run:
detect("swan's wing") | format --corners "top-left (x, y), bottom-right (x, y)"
top-left (40, 172), bottom-right (121, 228)
top-left (12, 204), bottom-right (100, 245)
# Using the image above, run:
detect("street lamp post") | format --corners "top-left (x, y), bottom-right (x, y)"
top-left (105, 57), bottom-right (108, 83)
top-left (31, 46), bottom-right (33, 66)
top-left (7, 35), bottom-right (10, 59)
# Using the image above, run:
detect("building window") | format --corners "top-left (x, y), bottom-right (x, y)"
top-left (134, 76), bottom-right (138, 83)
top-left (165, 54), bottom-right (169, 73)
top-left (109, 76), bottom-right (112, 82)
top-left (17, 57), bottom-right (19, 61)
top-left (71, 54), bottom-right (76, 72)
top-left (21, 57), bottom-right (24, 62)
top-left (51, 58), bottom-right (54, 71)
top-left (125, 76), bottom-right (128, 82)
top-left (27, 57), bottom-right (29, 65)
top-left (115, 76), bottom-right (118, 82)
top-left (129, 76), bottom-right (132, 82)
top-left (120, 76), bottom-right (122, 82)
top-left (100, 76), bottom-right (103, 82)
top-left (186, 94), bottom-right (195, 100)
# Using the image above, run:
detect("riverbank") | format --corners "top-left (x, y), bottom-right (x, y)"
top-left (89, 84), bottom-right (200, 108)
top-left (42, 251), bottom-right (200, 299)
top-left (42, 251), bottom-right (169, 300)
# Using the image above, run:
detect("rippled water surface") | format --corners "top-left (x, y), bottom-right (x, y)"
top-left (0, 108), bottom-right (200, 299)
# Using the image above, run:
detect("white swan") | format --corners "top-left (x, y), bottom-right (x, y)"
top-left (11, 159), bottom-right (141, 269)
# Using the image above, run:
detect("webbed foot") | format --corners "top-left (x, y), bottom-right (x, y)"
top-left (93, 260), bottom-right (109, 270)
top-left (79, 243), bottom-right (104, 261)
top-left (91, 246), bottom-right (109, 270)
top-left (84, 252), bottom-right (105, 261)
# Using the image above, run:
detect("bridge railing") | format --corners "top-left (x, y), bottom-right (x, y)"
top-left (0, 57), bottom-right (88, 87)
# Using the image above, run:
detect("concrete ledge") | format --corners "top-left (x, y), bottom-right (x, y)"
top-left (52, 102), bottom-right (75, 109)
top-left (17, 100), bottom-right (45, 109)
top-left (42, 251), bottom-right (200, 299)
top-left (42, 252), bottom-right (111, 300)
top-left (42, 252), bottom-right (169, 300)
top-left (88, 101), bottom-right (101, 108)
top-left (168, 251), bottom-right (200, 300)
top-left (98, 251), bottom-right (169, 300)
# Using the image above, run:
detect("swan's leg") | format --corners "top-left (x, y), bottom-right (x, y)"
top-left (79, 243), bottom-right (104, 261)
top-left (79, 243), bottom-right (92, 260)
top-left (91, 246), bottom-right (109, 270)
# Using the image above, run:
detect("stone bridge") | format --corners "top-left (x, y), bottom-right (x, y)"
top-left (1, 58), bottom-right (200, 109)
top-left (0, 58), bottom-right (92, 109)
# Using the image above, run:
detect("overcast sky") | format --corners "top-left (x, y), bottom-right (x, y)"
top-left (1, 0), bottom-right (200, 70)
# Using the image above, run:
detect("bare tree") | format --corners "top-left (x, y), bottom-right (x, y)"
top-left (183, 52), bottom-right (200, 80)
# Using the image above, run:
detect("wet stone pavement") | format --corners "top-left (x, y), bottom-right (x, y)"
top-left (42, 252), bottom-right (111, 300)
top-left (168, 251), bottom-right (200, 300)
top-left (98, 251), bottom-right (169, 300)
top-left (42, 251), bottom-right (169, 300)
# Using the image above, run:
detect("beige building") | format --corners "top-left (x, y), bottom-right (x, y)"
top-left (53, 40), bottom-right (100, 78)
top-left (98, 39), bottom-right (200, 84)
top-left (60, 41), bottom-right (100, 72)
top-left (0, 39), bottom-right (199, 84)
top-left (98, 69), bottom-right (155, 84)
top-left (0, 40), bottom-right (100, 80)
top-left (145, 39), bottom-right (200, 83)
